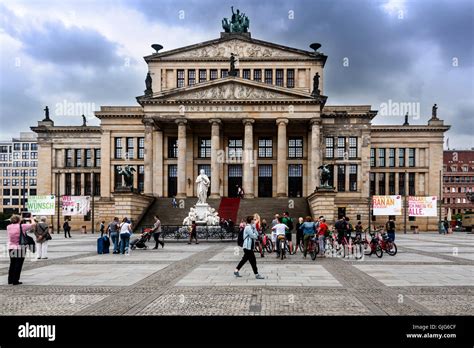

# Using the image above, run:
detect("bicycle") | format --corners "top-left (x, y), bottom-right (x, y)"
top-left (379, 232), bottom-right (397, 256)
top-left (302, 235), bottom-right (319, 260)
top-left (362, 230), bottom-right (383, 258)
top-left (276, 235), bottom-right (287, 260)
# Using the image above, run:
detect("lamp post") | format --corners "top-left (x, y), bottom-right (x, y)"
top-left (56, 171), bottom-right (61, 234)
top-left (91, 172), bottom-right (95, 234)
top-left (22, 170), bottom-right (26, 212)
top-left (404, 170), bottom-right (407, 234)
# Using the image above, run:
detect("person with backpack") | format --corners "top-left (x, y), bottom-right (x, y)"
top-left (282, 212), bottom-right (294, 243)
top-left (34, 216), bottom-right (51, 260)
top-left (234, 215), bottom-right (264, 279)
top-left (386, 217), bottom-right (396, 242)
top-left (63, 219), bottom-right (71, 238)
top-left (335, 216), bottom-right (347, 244)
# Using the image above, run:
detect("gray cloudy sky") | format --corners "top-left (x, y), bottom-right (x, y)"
top-left (0, 0), bottom-right (473, 148)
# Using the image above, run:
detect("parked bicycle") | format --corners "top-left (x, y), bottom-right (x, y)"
top-left (362, 230), bottom-right (383, 258)
top-left (379, 232), bottom-right (397, 256)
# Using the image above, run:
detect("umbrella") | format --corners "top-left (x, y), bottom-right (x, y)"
top-left (447, 208), bottom-right (452, 222)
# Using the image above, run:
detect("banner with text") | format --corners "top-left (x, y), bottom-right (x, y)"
top-left (26, 195), bottom-right (56, 215)
top-left (408, 196), bottom-right (437, 217)
top-left (372, 195), bottom-right (402, 216)
top-left (62, 196), bottom-right (91, 216)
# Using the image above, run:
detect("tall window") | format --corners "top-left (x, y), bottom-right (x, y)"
top-left (22, 143), bottom-right (29, 151)
top-left (378, 148), bottom-right (386, 167)
top-left (75, 149), bottom-right (82, 167)
top-left (177, 69), bottom-right (185, 88)
top-left (138, 137), bottom-right (145, 159)
top-left (138, 165), bottom-right (144, 192)
top-left (85, 149), bottom-right (92, 167)
top-left (398, 148), bottom-right (405, 167)
top-left (287, 69), bottom-right (295, 88)
top-left (114, 166), bottom-right (122, 189)
top-left (408, 172), bottom-right (416, 195)
top-left (275, 69), bottom-right (284, 86)
top-left (388, 148), bottom-right (395, 167)
top-left (388, 172), bottom-right (396, 195)
top-left (198, 69), bottom-right (207, 83)
top-left (31, 143), bottom-right (38, 151)
top-left (228, 139), bottom-right (243, 159)
top-left (115, 138), bottom-right (122, 159)
top-left (94, 149), bottom-right (101, 167)
top-left (349, 164), bottom-right (357, 191)
top-left (370, 148), bottom-right (375, 167)
top-left (198, 138), bottom-right (211, 158)
top-left (258, 138), bottom-right (273, 158)
top-left (188, 69), bottom-right (196, 86)
top-left (408, 148), bottom-right (415, 167)
top-left (264, 69), bottom-right (273, 84)
top-left (378, 173), bottom-right (386, 195)
top-left (126, 137), bottom-right (134, 159)
top-left (288, 137), bottom-right (303, 158)
top-left (242, 69), bottom-right (251, 80)
top-left (221, 69), bottom-right (228, 78)
top-left (337, 165), bottom-right (345, 192)
top-left (66, 149), bottom-right (74, 167)
top-left (74, 173), bottom-right (81, 196)
top-left (337, 137), bottom-right (345, 158)
top-left (84, 173), bottom-right (92, 195)
top-left (198, 164), bottom-right (211, 178)
top-left (65, 173), bottom-right (72, 195)
top-left (13, 143), bottom-right (20, 151)
top-left (210, 69), bottom-right (218, 80)
top-left (370, 172), bottom-right (376, 195)
top-left (168, 137), bottom-right (178, 158)
top-left (93, 173), bottom-right (100, 196)
top-left (325, 137), bottom-right (334, 158)
top-left (253, 69), bottom-right (262, 82)
top-left (349, 137), bottom-right (357, 158)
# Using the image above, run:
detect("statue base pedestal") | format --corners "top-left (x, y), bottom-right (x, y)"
top-left (195, 203), bottom-right (210, 222)
top-left (307, 189), bottom-right (337, 224)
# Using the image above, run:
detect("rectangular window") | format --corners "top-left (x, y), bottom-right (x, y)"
top-left (408, 148), bottom-right (415, 167)
top-left (389, 148), bottom-right (395, 167)
top-left (12, 169), bottom-right (19, 176)
top-left (288, 164), bottom-right (302, 177)
top-left (288, 137), bottom-right (303, 158)
top-left (22, 143), bottom-right (29, 151)
top-left (74, 173), bottom-right (81, 195)
top-left (370, 173), bottom-right (376, 196)
top-left (66, 149), bottom-right (74, 167)
top-left (31, 152), bottom-right (38, 159)
top-left (168, 137), bottom-right (178, 158)
top-left (325, 137), bottom-right (334, 158)
top-left (115, 138), bottom-right (122, 159)
top-left (275, 69), bottom-right (284, 86)
top-left (198, 69), bottom-right (206, 83)
top-left (337, 165), bottom-right (345, 192)
top-left (264, 69), bottom-right (273, 84)
top-left (287, 69), bottom-right (295, 88)
top-left (370, 148), bottom-right (376, 167)
top-left (348, 137), bottom-right (357, 158)
top-left (31, 143), bottom-right (38, 151)
top-left (378, 173), bottom-right (386, 195)
top-left (30, 188), bottom-right (37, 195)
top-left (93, 173), bottom-right (100, 196)
top-left (22, 152), bottom-right (29, 159)
top-left (399, 148), bottom-right (405, 167)
top-left (389, 172), bottom-right (396, 195)
top-left (253, 69), bottom-right (262, 82)
top-left (210, 69), bottom-right (218, 80)
top-left (138, 137), bottom-right (145, 159)
top-left (337, 137), bottom-right (345, 158)
top-left (228, 139), bottom-right (243, 159)
top-left (65, 173), bottom-right (72, 195)
top-left (126, 137), bottom-right (134, 159)
top-left (198, 138), bottom-right (211, 158)
top-left (258, 138), bottom-right (273, 158)
top-left (3, 169), bottom-right (10, 176)
top-left (13, 152), bottom-right (20, 159)
top-left (85, 149), bottom-right (92, 167)
top-left (84, 173), bottom-right (92, 196)
top-left (114, 166), bottom-right (122, 189)
top-left (75, 149), bottom-right (82, 167)
top-left (94, 149), bottom-right (101, 167)
top-left (12, 198), bottom-right (19, 206)
top-left (378, 148), bottom-right (386, 167)
top-left (3, 188), bottom-right (10, 195)
top-left (3, 199), bottom-right (10, 206)
top-left (242, 69), bottom-right (251, 80)
top-left (349, 164), bottom-right (357, 191)
top-left (12, 189), bottom-right (19, 196)
top-left (408, 172), bottom-right (416, 195)
top-left (13, 143), bottom-right (20, 151)
top-left (198, 164), bottom-right (211, 178)
top-left (177, 69), bottom-right (185, 88)
top-left (3, 179), bottom-right (10, 186)
top-left (29, 178), bottom-right (37, 186)
top-left (220, 69), bottom-right (228, 78)
top-left (138, 165), bottom-right (144, 192)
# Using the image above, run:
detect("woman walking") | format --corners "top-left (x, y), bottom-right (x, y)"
top-left (301, 216), bottom-right (316, 259)
top-left (34, 216), bottom-right (50, 260)
top-left (7, 215), bottom-right (36, 285)
top-left (119, 217), bottom-right (132, 254)
top-left (234, 216), bottom-right (264, 279)
top-left (188, 221), bottom-right (199, 244)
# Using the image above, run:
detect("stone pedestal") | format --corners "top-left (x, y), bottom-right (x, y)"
top-left (195, 203), bottom-right (210, 222)
top-left (307, 188), bottom-right (337, 224)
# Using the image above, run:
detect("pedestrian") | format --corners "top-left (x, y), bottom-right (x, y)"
top-left (63, 219), bottom-right (71, 238)
top-left (119, 217), bottom-right (132, 254)
top-left (261, 219), bottom-right (267, 233)
top-left (227, 218), bottom-right (234, 233)
top-left (152, 215), bottom-right (164, 249)
top-left (281, 211), bottom-right (294, 244)
top-left (253, 213), bottom-right (261, 232)
top-left (7, 214), bottom-right (36, 285)
top-left (99, 220), bottom-right (106, 237)
top-left (171, 196), bottom-right (178, 208)
top-left (34, 216), bottom-right (50, 260)
top-left (188, 221), bottom-right (198, 244)
top-left (443, 217), bottom-right (449, 235)
top-left (272, 217), bottom-right (289, 258)
top-left (318, 218), bottom-right (328, 257)
top-left (385, 217), bottom-right (396, 242)
top-left (296, 216), bottom-right (304, 250)
top-left (271, 214), bottom-right (280, 245)
top-left (335, 216), bottom-right (346, 244)
top-left (108, 217), bottom-right (120, 254)
top-left (300, 216), bottom-right (316, 258)
top-left (234, 215), bottom-right (264, 279)
top-left (355, 221), bottom-right (363, 241)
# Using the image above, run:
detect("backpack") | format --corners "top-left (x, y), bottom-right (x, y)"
top-left (287, 218), bottom-right (294, 231)
top-left (237, 226), bottom-right (245, 247)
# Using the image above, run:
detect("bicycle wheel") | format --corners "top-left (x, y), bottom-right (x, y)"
top-left (280, 241), bottom-right (285, 260)
top-left (310, 243), bottom-right (318, 260)
top-left (375, 244), bottom-right (383, 258)
top-left (363, 241), bottom-right (372, 256)
top-left (265, 240), bottom-right (273, 253)
top-left (314, 241), bottom-right (320, 255)
top-left (288, 241), bottom-right (296, 255)
top-left (387, 242), bottom-right (397, 256)
top-left (298, 241), bottom-right (304, 252)
top-left (353, 243), bottom-right (363, 260)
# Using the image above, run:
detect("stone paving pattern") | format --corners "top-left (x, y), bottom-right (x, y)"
top-left (0, 231), bottom-right (472, 316)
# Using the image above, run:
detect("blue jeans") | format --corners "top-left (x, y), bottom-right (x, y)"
top-left (110, 232), bottom-right (119, 252)
top-left (387, 232), bottom-right (395, 242)
top-left (119, 233), bottom-right (130, 254)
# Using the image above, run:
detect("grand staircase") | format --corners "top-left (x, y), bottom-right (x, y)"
top-left (217, 198), bottom-right (241, 222)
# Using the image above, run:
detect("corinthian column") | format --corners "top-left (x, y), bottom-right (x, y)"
top-left (276, 118), bottom-right (289, 197)
top-left (175, 119), bottom-right (187, 198)
top-left (310, 118), bottom-right (321, 191)
top-left (209, 118), bottom-right (222, 198)
top-left (242, 118), bottom-right (255, 198)
top-left (143, 119), bottom-right (154, 195)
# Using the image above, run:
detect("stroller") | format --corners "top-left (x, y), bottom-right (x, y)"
top-left (130, 228), bottom-right (152, 250)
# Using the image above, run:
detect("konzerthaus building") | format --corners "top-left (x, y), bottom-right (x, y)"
top-left (31, 19), bottom-right (449, 232)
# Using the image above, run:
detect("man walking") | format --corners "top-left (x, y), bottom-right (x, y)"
top-left (63, 219), bottom-right (71, 238)
top-left (234, 216), bottom-right (264, 279)
top-left (152, 215), bottom-right (164, 249)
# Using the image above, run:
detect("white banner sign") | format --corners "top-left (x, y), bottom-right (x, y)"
top-left (62, 196), bottom-right (91, 216)
top-left (409, 196), bottom-right (437, 217)
top-left (27, 195), bottom-right (56, 215)
top-left (372, 195), bottom-right (402, 216)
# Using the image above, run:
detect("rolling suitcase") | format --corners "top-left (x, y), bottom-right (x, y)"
top-left (97, 237), bottom-right (104, 254)
top-left (102, 236), bottom-right (110, 254)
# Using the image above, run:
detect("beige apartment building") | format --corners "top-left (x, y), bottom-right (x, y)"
top-left (31, 27), bottom-right (449, 231)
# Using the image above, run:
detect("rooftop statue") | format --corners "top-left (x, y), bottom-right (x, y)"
top-left (222, 6), bottom-right (249, 33)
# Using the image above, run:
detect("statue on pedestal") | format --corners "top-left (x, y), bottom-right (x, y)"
top-left (222, 6), bottom-right (249, 33)
top-left (43, 106), bottom-right (50, 121)
top-left (118, 165), bottom-right (136, 188)
top-left (432, 103), bottom-right (438, 119)
top-left (145, 72), bottom-right (153, 96)
top-left (196, 169), bottom-right (210, 204)
top-left (318, 164), bottom-right (333, 189)
top-left (311, 72), bottom-right (320, 97)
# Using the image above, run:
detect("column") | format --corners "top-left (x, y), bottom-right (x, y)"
top-left (153, 128), bottom-right (163, 197)
top-left (310, 118), bottom-right (321, 191)
top-left (242, 119), bottom-right (255, 198)
top-left (143, 119), bottom-right (154, 195)
top-left (100, 131), bottom-right (111, 198)
top-left (209, 118), bottom-right (222, 198)
top-left (176, 119), bottom-right (187, 198)
top-left (276, 118), bottom-right (289, 197)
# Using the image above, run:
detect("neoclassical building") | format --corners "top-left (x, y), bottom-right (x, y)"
top-left (32, 22), bottom-right (449, 231)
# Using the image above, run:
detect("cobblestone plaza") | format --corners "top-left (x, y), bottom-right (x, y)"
top-left (0, 232), bottom-right (472, 316)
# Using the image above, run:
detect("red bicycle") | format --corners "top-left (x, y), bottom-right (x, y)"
top-left (362, 229), bottom-right (383, 258)
top-left (379, 232), bottom-right (397, 256)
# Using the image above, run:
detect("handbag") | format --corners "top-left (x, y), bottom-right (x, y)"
top-left (19, 224), bottom-right (36, 253)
